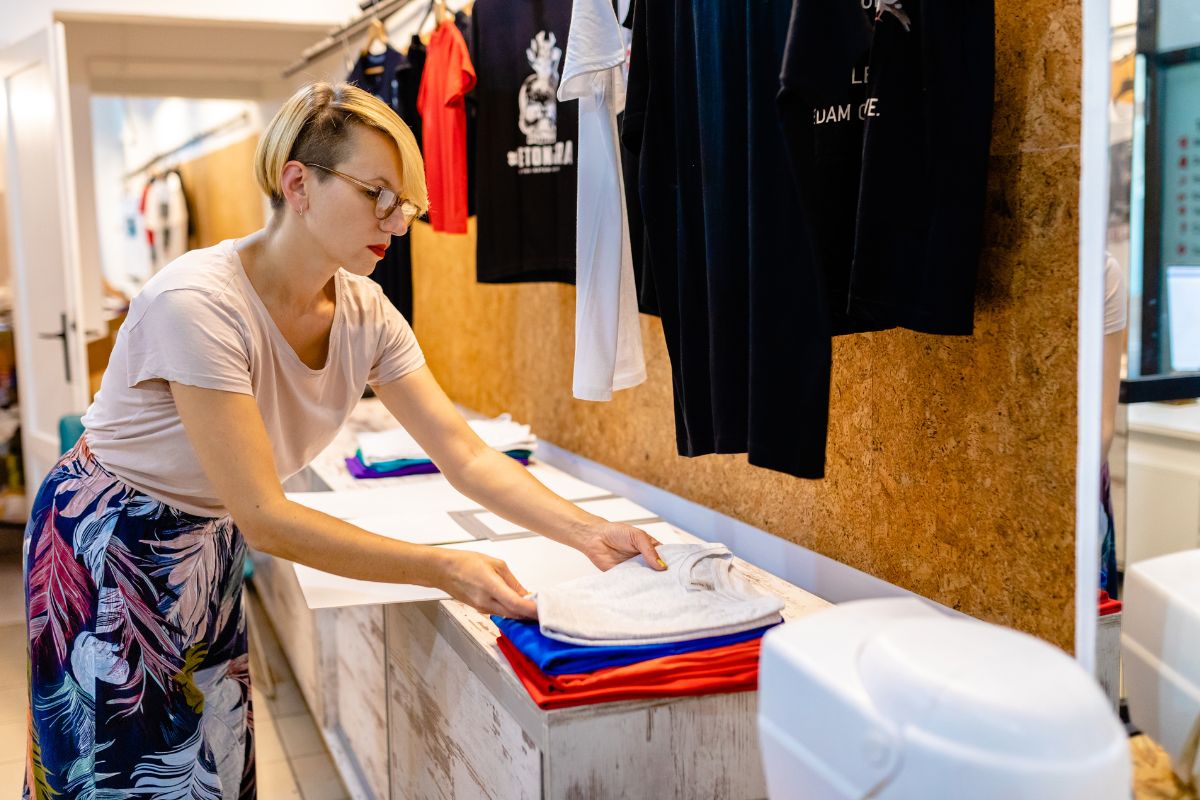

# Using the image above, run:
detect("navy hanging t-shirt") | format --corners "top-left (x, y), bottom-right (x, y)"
top-left (348, 45), bottom-right (423, 321)
top-left (623, 0), bottom-right (831, 479)
top-left (472, 0), bottom-right (577, 284)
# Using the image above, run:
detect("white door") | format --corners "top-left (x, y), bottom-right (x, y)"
top-left (1, 25), bottom-right (91, 503)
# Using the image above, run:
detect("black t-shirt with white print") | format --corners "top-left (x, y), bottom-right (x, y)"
top-left (472, 0), bottom-right (577, 284)
top-left (778, 0), bottom-right (994, 336)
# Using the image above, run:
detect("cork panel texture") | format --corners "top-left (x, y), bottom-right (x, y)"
top-left (178, 136), bottom-right (265, 249)
top-left (410, 0), bottom-right (1082, 651)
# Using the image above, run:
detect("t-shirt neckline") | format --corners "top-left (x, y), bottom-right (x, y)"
top-left (226, 239), bottom-right (344, 376)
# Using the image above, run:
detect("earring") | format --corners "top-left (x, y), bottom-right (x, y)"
top-left (298, 205), bottom-right (305, 217)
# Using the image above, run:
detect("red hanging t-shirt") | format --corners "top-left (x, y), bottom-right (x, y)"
top-left (417, 20), bottom-right (476, 234)
top-left (497, 636), bottom-right (761, 710)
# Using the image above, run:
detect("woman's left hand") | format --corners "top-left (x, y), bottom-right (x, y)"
top-left (575, 521), bottom-right (666, 571)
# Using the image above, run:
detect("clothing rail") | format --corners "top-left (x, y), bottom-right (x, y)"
top-left (282, 0), bottom-right (423, 78)
top-left (122, 111), bottom-right (252, 180)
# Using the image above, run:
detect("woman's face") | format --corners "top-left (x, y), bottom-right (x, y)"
top-left (304, 125), bottom-right (411, 277)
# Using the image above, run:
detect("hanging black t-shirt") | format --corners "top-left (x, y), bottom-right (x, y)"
top-left (779, 0), bottom-right (994, 336)
top-left (455, 11), bottom-right (479, 217)
top-left (623, 0), bottom-right (831, 479)
top-left (472, 0), bottom-right (577, 284)
top-left (618, 0), bottom-right (658, 316)
top-left (776, 1), bottom-right (884, 335)
top-left (348, 45), bottom-right (424, 321)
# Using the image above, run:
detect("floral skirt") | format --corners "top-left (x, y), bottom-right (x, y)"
top-left (22, 439), bottom-right (254, 799)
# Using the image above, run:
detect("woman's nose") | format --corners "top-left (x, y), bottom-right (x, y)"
top-left (380, 214), bottom-right (409, 237)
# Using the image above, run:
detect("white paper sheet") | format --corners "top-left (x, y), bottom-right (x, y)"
top-left (291, 521), bottom-right (686, 609)
top-left (471, 496), bottom-right (657, 537)
top-left (345, 511), bottom-right (477, 546)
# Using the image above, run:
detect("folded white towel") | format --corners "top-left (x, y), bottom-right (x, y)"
top-left (358, 413), bottom-right (537, 465)
top-left (535, 543), bottom-right (784, 646)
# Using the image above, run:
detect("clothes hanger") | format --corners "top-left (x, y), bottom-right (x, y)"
top-left (362, 17), bottom-right (391, 62)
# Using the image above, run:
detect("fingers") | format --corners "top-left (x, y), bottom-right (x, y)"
top-left (476, 560), bottom-right (537, 620)
top-left (632, 528), bottom-right (666, 570)
top-left (496, 562), bottom-right (529, 597)
top-left (493, 590), bottom-right (538, 620)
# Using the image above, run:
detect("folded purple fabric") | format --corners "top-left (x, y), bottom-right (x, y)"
top-left (345, 454), bottom-right (531, 479)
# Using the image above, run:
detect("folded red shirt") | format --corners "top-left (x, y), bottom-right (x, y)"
top-left (497, 635), bottom-right (761, 710)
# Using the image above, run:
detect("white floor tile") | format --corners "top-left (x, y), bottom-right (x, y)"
top-left (255, 712), bottom-right (289, 766)
top-left (276, 713), bottom-right (326, 760)
top-left (0, 687), bottom-right (26, 725)
top-left (0, 560), bottom-right (23, 628)
top-left (0, 719), bottom-right (26, 765)
top-left (0, 757), bottom-right (24, 797)
top-left (264, 680), bottom-right (310, 719)
top-left (291, 752), bottom-right (349, 800)
top-left (256, 758), bottom-right (303, 799)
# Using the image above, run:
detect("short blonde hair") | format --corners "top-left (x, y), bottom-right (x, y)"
top-left (255, 82), bottom-right (428, 215)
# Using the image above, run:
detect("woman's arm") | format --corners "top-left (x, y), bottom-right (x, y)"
top-left (170, 382), bottom-right (537, 618)
top-left (372, 367), bottom-right (665, 571)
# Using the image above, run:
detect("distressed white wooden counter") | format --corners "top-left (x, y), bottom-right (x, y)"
top-left (254, 399), bottom-right (832, 799)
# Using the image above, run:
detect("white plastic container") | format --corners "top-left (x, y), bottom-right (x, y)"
top-left (1122, 548), bottom-right (1200, 783)
top-left (758, 598), bottom-right (1130, 799)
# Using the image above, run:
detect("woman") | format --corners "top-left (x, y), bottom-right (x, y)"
top-left (23, 82), bottom-right (663, 798)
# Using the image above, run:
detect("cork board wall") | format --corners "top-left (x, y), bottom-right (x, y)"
top-left (409, 0), bottom-right (1083, 650)
top-left (177, 135), bottom-right (264, 249)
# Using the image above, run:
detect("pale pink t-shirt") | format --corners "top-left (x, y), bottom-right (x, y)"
top-left (82, 239), bottom-right (425, 517)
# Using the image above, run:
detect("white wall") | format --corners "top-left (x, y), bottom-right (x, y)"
top-left (1112, 0), bottom-right (1137, 28)
top-left (91, 95), bottom-right (262, 298)
top-left (0, 1), bottom-right (357, 50)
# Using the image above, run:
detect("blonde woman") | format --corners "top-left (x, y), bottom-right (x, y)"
top-left (23, 82), bottom-right (662, 798)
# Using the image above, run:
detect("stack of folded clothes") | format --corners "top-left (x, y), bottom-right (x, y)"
top-left (492, 543), bottom-right (785, 709)
top-left (347, 414), bottom-right (537, 479)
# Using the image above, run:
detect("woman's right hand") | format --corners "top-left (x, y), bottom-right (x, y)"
top-left (430, 549), bottom-right (538, 620)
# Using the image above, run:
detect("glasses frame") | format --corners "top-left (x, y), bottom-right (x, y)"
top-left (303, 162), bottom-right (420, 224)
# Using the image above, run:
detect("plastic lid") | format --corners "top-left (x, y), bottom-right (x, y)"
top-left (858, 618), bottom-right (1121, 761)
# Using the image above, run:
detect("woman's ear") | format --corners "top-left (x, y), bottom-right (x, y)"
top-left (280, 160), bottom-right (309, 215)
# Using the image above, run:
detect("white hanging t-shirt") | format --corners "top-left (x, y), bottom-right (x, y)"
top-left (558, 0), bottom-right (646, 401)
top-left (149, 171), bottom-right (190, 269)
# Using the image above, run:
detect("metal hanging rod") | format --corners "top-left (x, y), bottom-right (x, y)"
top-left (282, 0), bottom-right (423, 79)
top-left (123, 110), bottom-right (252, 180)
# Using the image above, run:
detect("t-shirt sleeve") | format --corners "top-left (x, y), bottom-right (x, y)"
top-left (445, 28), bottom-right (477, 105)
top-left (368, 290), bottom-right (427, 386)
top-left (559, 0), bottom-right (626, 103)
top-left (124, 289), bottom-right (253, 394)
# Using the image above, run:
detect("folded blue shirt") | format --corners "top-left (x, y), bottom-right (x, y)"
top-left (491, 615), bottom-right (779, 675)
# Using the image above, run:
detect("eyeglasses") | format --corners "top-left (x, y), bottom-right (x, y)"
top-left (303, 163), bottom-right (420, 224)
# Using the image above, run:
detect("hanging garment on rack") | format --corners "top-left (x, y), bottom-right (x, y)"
top-left (348, 44), bottom-right (422, 320)
top-left (617, 0), bottom-right (657, 316)
top-left (455, 10), bottom-right (480, 217)
top-left (141, 171), bottom-right (192, 272)
top-left (778, 1), bottom-right (994, 336)
top-left (419, 19), bottom-right (477, 234)
top-left (559, 0), bottom-right (646, 401)
top-left (774, 2), bottom-right (886, 336)
top-left (472, 0), bottom-right (578, 284)
top-left (120, 189), bottom-right (153, 293)
top-left (622, 0), bottom-right (831, 479)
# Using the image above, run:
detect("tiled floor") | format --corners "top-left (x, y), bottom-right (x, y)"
top-left (0, 548), bottom-right (350, 799)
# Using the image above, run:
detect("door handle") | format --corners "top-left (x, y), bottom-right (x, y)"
top-left (36, 312), bottom-right (72, 384)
